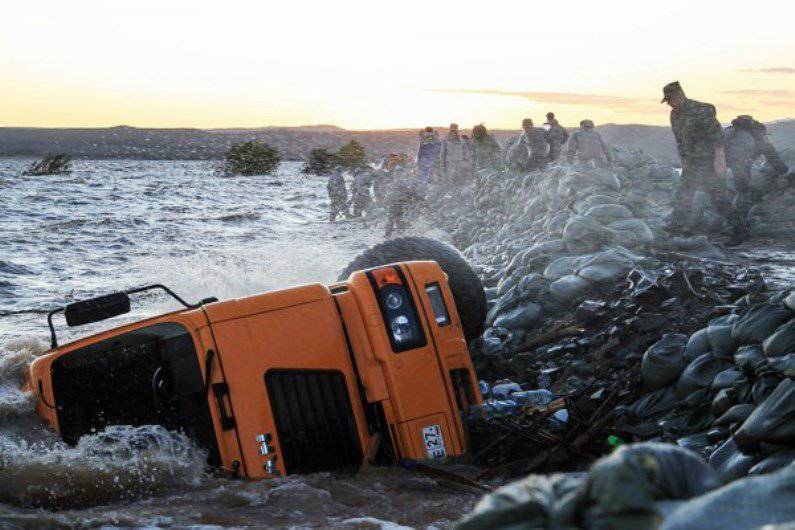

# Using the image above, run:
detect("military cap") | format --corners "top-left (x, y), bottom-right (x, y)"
top-left (661, 81), bottom-right (684, 103)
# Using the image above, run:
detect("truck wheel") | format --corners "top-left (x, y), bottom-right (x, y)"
top-left (339, 237), bottom-right (486, 343)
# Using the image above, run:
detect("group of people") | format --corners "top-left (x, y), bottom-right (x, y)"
top-left (327, 82), bottom-right (790, 242)
top-left (661, 81), bottom-right (789, 242)
top-left (326, 114), bottom-right (615, 236)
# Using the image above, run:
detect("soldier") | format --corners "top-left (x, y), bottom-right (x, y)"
top-left (471, 124), bottom-right (503, 171)
top-left (440, 123), bottom-right (470, 185)
top-left (567, 119), bottom-right (612, 167)
top-left (544, 112), bottom-right (570, 161)
top-left (350, 167), bottom-right (374, 218)
top-left (662, 81), bottom-right (737, 236)
top-left (505, 118), bottom-right (552, 172)
top-left (326, 167), bottom-right (348, 222)
top-left (416, 127), bottom-right (442, 184)
top-left (725, 115), bottom-right (789, 238)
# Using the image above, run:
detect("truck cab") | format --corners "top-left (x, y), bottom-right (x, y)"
top-left (29, 261), bottom-right (481, 478)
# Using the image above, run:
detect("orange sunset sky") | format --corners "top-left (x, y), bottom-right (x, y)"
top-left (2, 0), bottom-right (794, 130)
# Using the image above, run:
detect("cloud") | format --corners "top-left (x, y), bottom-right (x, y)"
top-left (724, 89), bottom-right (795, 98)
top-left (428, 88), bottom-right (646, 108)
top-left (739, 67), bottom-right (795, 74)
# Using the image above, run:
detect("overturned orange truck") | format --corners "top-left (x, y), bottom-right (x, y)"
top-left (28, 238), bottom-right (486, 478)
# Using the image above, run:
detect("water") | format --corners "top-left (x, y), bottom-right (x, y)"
top-left (0, 159), bottom-right (476, 528)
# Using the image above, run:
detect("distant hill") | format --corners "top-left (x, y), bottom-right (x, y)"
top-left (1, 120), bottom-right (793, 164)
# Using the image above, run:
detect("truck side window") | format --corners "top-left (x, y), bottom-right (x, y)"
top-left (425, 283), bottom-right (450, 327)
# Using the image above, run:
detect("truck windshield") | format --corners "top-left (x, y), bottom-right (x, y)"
top-left (51, 322), bottom-right (220, 464)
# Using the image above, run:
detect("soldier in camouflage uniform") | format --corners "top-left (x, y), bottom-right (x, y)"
top-left (663, 81), bottom-right (737, 236)
top-left (725, 115), bottom-right (789, 238)
top-left (471, 124), bottom-right (503, 171)
top-left (544, 112), bottom-right (569, 161)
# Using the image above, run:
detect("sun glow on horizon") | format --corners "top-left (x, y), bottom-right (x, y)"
top-left (1, 0), bottom-right (794, 129)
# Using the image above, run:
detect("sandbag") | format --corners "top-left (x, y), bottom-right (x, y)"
top-left (734, 378), bottom-right (795, 453)
top-left (707, 315), bottom-right (739, 359)
top-left (731, 302), bottom-right (792, 345)
top-left (583, 203), bottom-right (633, 223)
top-left (572, 443), bottom-right (719, 530)
top-left (660, 467), bottom-right (795, 530)
top-left (748, 450), bottom-right (795, 475)
top-left (768, 353), bottom-right (795, 377)
top-left (562, 216), bottom-right (616, 253)
top-left (544, 256), bottom-right (580, 280)
top-left (676, 354), bottom-right (733, 399)
top-left (711, 368), bottom-right (741, 391)
top-left (684, 328), bottom-right (711, 362)
top-left (631, 387), bottom-right (679, 419)
top-left (752, 375), bottom-right (782, 404)
top-left (713, 404), bottom-right (756, 427)
top-left (642, 334), bottom-right (688, 391)
top-left (763, 318), bottom-right (795, 357)
top-left (577, 262), bottom-right (629, 284)
top-left (708, 436), bottom-right (761, 482)
top-left (549, 275), bottom-right (592, 305)
top-left (455, 473), bottom-right (582, 530)
top-left (733, 345), bottom-right (767, 376)
top-left (493, 303), bottom-right (542, 330)
top-left (607, 219), bottom-right (655, 246)
top-left (711, 388), bottom-right (734, 417)
top-left (785, 291), bottom-right (795, 312)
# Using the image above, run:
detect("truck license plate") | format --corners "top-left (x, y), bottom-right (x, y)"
top-left (422, 425), bottom-right (447, 459)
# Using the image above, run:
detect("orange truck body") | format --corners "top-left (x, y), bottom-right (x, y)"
top-left (28, 261), bottom-right (481, 478)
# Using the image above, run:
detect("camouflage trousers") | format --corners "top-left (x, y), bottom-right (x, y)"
top-left (670, 162), bottom-right (737, 231)
top-left (731, 165), bottom-right (762, 230)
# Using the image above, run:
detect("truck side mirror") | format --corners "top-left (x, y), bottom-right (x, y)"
top-left (64, 292), bottom-right (131, 327)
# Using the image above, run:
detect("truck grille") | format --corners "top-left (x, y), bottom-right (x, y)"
top-left (265, 370), bottom-right (363, 474)
top-left (450, 368), bottom-right (476, 413)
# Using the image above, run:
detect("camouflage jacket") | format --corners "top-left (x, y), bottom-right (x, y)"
top-left (670, 99), bottom-right (725, 166)
top-left (473, 135), bottom-right (503, 170)
top-left (545, 119), bottom-right (570, 146)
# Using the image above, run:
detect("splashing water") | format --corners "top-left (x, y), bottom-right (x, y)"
top-left (0, 159), bottom-right (473, 528)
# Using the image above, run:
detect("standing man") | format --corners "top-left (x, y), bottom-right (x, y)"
top-left (326, 167), bottom-right (349, 222)
top-left (471, 124), bottom-right (502, 171)
top-left (440, 123), bottom-right (470, 185)
top-left (544, 112), bottom-right (569, 161)
top-left (662, 81), bottom-right (736, 236)
top-left (416, 127), bottom-right (442, 185)
top-left (725, 115), bottom-right (789, 239)
top-left (505, 118), bottom-right (552, 172)
top-left (567, 119), bottom-right (612, 167)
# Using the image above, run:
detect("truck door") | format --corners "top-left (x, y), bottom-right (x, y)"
top-left (203, 284), bottom-right (369, 478)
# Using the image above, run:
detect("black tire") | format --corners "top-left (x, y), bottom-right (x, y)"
top-left (339, 237), bottom-right (486, 343)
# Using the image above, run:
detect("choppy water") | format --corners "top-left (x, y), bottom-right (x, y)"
top-left (0, 159), bottom-right (476, 528)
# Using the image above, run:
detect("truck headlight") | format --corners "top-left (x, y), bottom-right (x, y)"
top-left (384, 292), bottom-right (403, 310)
top-left (390, 315), bottom-right (412, 342)
top-left (367, 266), bottom-right (427, 353)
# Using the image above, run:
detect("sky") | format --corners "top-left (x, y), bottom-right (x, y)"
top-left (1, 0), bottom-right (794, 130)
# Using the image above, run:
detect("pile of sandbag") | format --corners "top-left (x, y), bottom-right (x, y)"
top-left (426, 152), bottom-right (726, 356)
top-left (620, 289), bottom-right (795, 482)
top-left (457, 441), bottom-right (795, 530)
